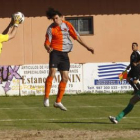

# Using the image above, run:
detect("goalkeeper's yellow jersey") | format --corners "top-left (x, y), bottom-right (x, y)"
top-left (0, 34), bottom-right (9, 54)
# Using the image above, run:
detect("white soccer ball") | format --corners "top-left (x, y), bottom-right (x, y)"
top-left (13, 12), bottom-right (25, 24)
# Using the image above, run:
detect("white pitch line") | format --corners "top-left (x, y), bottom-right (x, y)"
top-left (0, 118), bottom-right (106, 122)
top-left (0, 105), bottom-right (140, 110)
top-left (0, 117), bottom-right (139, 122)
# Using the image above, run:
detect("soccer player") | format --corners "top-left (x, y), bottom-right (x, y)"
top-left (109, 43), bottom-right (140, 124)
top-left (109, 91), bottom-right (140, 124)
top-left (126, 43), bottom-right (140, 94)
top-left (44, 8), bottom-right (94, 111)
top-left (0, 15), bottom-right (22, 54)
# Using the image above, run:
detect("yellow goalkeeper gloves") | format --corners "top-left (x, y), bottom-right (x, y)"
top-left (13, 15), bottom-right (22, 27)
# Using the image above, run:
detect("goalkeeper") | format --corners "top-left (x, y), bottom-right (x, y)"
top-left (0, 14), bottom-right (22, 54)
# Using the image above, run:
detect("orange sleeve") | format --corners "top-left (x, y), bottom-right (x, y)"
top-left (44, 27), bottom-right (52, 46)
top-left (64, 21), bottom-right (79, 40)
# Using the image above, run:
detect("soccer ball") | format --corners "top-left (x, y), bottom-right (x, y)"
top-left (13, 12), bottom-right (25, 24)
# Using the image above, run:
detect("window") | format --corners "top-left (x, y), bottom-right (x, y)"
top-left (65, 16), bottom-right (93, 35)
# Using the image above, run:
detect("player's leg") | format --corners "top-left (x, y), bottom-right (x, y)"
top-left (109, 69), bottom-right (140, 123)
top-left (109, 94), bottom-right (140, 124)
top-left (54, 52), bottom-right (70, 111)
top-left (44, 68), bottom-right (57, 107)
top-left (57, 71), bottom-right (69, 102)
top-left (54, 71), bottom-right (69, 111)
top-left (44, 50), bottom-right (59, 107)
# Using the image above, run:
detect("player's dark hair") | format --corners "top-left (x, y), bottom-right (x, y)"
top-left (132, 42), bottom-right (138, 49)
top-left (46, 8), bottom-right (62, 19)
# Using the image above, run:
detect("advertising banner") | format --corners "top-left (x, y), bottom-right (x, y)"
top-left (19, 64), bottom-right (48, 96)
top-left (0, 62), bottom-right (133, 96)
top-left (19, 64), bottom-right (83, 96)
top-left (0, 66), bottom-right (21, 96)
top-left (83, 62), bottom-right (133, 93)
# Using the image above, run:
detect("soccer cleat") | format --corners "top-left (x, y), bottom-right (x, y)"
top-left (54, 102), bottom-right (67, 111)
top-left (44, 98), bottom-right (49, 107)
top-left (108, 116), bottom-right (118, 124)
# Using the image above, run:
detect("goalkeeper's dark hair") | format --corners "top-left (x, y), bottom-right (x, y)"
top-left (46, 8), bottom-right (62, 19)
top-left (132, 42), bottom-right (138, 49)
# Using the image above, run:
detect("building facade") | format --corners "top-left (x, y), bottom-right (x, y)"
top-left (0, 0), bottom-right (140, 65)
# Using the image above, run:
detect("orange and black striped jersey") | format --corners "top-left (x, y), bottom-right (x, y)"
top-left (44, 20), bottom-right (79, 52)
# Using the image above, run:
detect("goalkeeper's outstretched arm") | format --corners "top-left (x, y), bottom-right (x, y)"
top-left (8, 26), bottom-right (18, 40)
top-left (8, 16), bottom-right (22, 40)
top-left (2, 15), bottom-right (22, 41)
top-left (2, 18), bottom-right (14, 35)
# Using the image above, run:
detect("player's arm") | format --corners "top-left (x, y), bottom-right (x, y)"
top-left (126, 64), bottom-right (131, 70)
top-left (44, 44), bottom-right (53, 53)
top-left (132, 52), bottom-right (140, 66)
top-left (8, 26), bottom-right (18, 40)
top-left (2, 23), bottom-right (12, 35)
top-left (0, 26), bottom-right (18, 43)
top-left (8, 15), bottom-right (23, 40)
top-left (44, 27), bottom-right (53, 53)
top-left (66, 21), bottom-right (94, 54)
top-left (76, 36), bottom-right (94, 54)
top-left (136, 52), bottom-right (140, 65)
top-left (2, 15), bottom-right (21, 41)
top-left (2, 18), bottom-right (14, 35)
top-left (133, 60), bottom-right (140, 66)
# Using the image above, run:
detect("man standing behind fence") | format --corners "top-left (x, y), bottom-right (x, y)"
top-left (44, 8), bottom-right (94, 111)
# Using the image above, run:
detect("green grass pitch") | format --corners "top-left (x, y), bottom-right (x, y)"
top-left (0, 93), bottom-right (140, 131)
